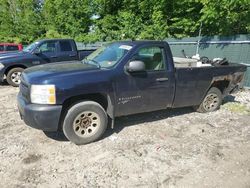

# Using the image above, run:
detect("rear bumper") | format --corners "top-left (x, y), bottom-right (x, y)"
top-left (222, 72), bottom-right (246, 96)
top-left (228, 84), bottom-right (242, 95)
top-left (229, 73), bottom-right (246, 94)
top-left (17, 93), bottom-right (62, 132)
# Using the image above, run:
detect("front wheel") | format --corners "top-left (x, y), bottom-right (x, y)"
top-left (62, 101), bottom-right (108, 145)
top-left (194, 87), bottom-right (222, 113)
top-left (6, 67), bottom-right (24, 87)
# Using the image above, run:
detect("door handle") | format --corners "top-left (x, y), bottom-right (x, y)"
top-left (156, 78), bottom-right (168, 82)
top-left (69, 54), bottom-right (76, 57)
top-left (51, 56), bottom-right (57, 58)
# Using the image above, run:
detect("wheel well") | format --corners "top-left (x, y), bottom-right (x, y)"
top-left (62, 93), bottom-right (108, 111)
top-left (4, 65), bottom-right (27, 75)
top-left (211, 80), bottom-right (230, 94)
top-left (58, 93), bottom-right (109, 131)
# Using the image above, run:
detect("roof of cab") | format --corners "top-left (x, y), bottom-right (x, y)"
top-left (38, 39), bottom-right (74, 42)
top-left (0, 43), bottom-right (21, 46)
top-left (107, 40), bottom-right (168, 46)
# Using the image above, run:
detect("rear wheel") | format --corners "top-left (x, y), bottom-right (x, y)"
top-left (6, 67), bottom-right (24, 87)
top-left (195, 87), bottom-right (222, 113)
top-left (62, 101), bottom-right (108, 145)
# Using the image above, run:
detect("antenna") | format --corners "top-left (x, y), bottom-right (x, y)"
top-left (192, 22), bottom-right (202, 60)
top-left (196, 22), bottom-right (202, 55)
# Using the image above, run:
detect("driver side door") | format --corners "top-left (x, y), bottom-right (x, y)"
top-left (33, 41), bottom-right (59, 65)
top-left (115, 45), bottom-right (174, 116)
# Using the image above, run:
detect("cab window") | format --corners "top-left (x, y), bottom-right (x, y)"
top-left (131, 46), bottom-right (165, 71)
top-left (60, 41), bottom-right (73, 52)
top-left (0, 45), bottom-right (5, 51)
top-left (39, 42), bottom-right (57, 53)
top-left (86, 43), bottom-right (130, 68)
top-left (6, 45), bottom-right (19, 51)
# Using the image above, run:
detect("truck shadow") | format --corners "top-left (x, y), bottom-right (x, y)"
top-left (43, 131), bottom-right (68, 141)
top-left (103, 107), bottom-right (194, 138)
top-left (0, 81), bottom-right (8, 86)
top-left (103, 94), bottom-right (238, 138)
top-left (43, 107), bottom-right (194, 142)
top-left (223, 95), bottom-right (236, 103)
top-left (43, 94), bottom-right (237, 143)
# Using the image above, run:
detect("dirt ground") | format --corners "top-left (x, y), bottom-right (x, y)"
top-left (0, 84), bottom-right (249, 188)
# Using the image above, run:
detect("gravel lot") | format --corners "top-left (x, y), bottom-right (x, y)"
top-left (0, 84), bottom-right (250, 188)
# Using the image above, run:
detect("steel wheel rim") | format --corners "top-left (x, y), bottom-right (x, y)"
top-left (11, 72), bottom-right (22, 85)
top-left (73, 111), bottom-right (100, 138)
top-left (203, 93), bottom-right (219, 111)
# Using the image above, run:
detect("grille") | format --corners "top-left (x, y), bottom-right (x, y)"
top-left (19, 81), bottom-right (30, 102)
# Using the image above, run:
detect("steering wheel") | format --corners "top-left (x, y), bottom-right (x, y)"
top-left (200, 56), bottom-right (210, 64)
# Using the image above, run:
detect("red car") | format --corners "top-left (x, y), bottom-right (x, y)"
top-left (0, 43), bottom-right (23, 52)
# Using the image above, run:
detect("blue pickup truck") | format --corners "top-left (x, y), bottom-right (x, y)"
top-left (0, 39), bottom-right (94, 86)
top-left (17, 41), bottom-right (246, 145)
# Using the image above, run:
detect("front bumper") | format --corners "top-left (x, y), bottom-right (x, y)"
top-left (17, 93), bottom-right (62, 132)
top-left (0, 69), bottom-right (4, 82)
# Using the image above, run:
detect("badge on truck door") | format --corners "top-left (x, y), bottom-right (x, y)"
top-left (32, 61), bottom-right (40, 65)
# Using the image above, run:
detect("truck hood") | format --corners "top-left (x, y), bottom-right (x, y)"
top-left (22, 61), bottom-right (100, 84)
top-left (0, 51), bottom-right (28, 61)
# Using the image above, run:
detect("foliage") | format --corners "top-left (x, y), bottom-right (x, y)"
top-left (0, 0), bottom-right (43, 43)
top-left (139, 8), bottom-right (169, 40)
top-left (222, 102), bottom-right (250, 115)
top-left (200, 0), bottom-right (250, 35)
top-left (42, 0), bottom-right (91, 39)
top-left (0, 0), bottom-right (249, 44)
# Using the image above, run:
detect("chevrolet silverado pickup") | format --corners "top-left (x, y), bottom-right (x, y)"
top-left (0, 39), bottom-right (95, 86)
top-left (17, 41), bottom-right (247, 145)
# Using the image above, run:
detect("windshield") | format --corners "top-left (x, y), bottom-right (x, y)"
top-left (23, 42), bottom-right (39, 52)
top-left (84, 43), bottom-right (132, 68)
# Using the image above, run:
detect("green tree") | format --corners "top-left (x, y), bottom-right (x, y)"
top-left (91, 0), bottom-right (123, 16)
top-left (0, 0), bottom-right (249, 43)
top-left (116, 11), bottom-right (142, 40)
top-left (200, 0), bottom-right (250, 35)
top-left (0, 0), bottom-right (43, 43)
top-left (42, 0), bottom-right (91, 40)
top-left (90, 0), bottom-right (170, 40)
top-left (139, 8), bottom-right (169, 40)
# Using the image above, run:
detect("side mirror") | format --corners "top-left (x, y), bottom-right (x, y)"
top-left (126, 61), bottom-right (145, 72)
top-left (33, 48), bottom-right (41, 55)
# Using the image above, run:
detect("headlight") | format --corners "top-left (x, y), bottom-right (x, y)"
top-left (0, 63), bottom-right (4, 70)
top-left (30, 85), bottom-right (56, 104)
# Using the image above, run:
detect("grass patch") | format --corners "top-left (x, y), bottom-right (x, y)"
top-left (222, 102), bottom-right (250, 115)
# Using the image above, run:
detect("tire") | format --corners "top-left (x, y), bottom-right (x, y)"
top-left (6, 67), bottom-right (24, 87)
top-left (62, 101), bottom-right (108, 145)
top-left (194, 87), bottom-right (222, 113)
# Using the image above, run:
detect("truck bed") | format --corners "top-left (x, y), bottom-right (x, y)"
top-left (174, 57), bottom-right (212, 68)
top-left (172, 63), bottom-right (246, 108)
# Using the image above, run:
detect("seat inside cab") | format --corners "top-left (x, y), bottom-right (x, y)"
top-left (132, 51), bottom-right (165, 71)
